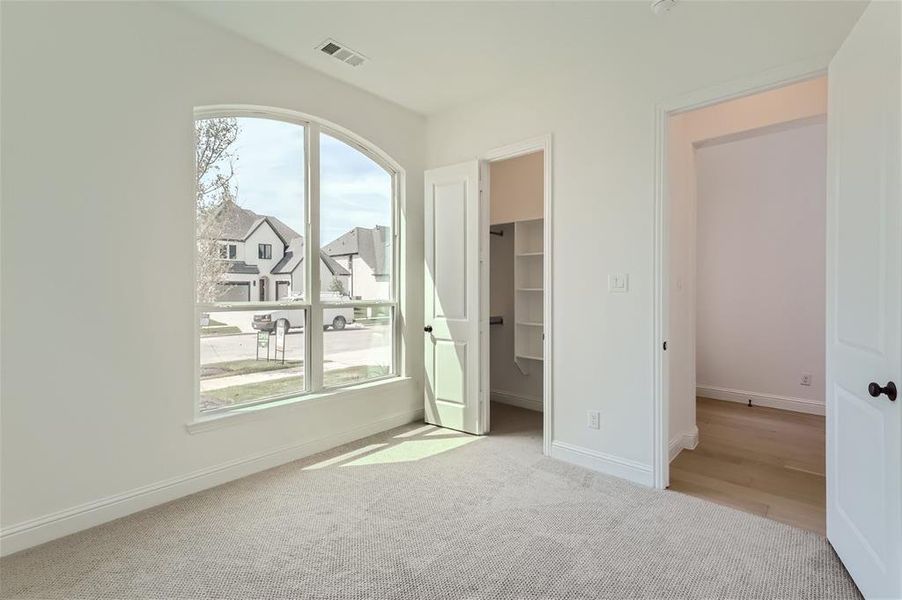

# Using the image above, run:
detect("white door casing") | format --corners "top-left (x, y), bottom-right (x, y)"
top-left (826, 3), bottom-right (901, 598)
top-left (424, 161), bottom-right (486, 434)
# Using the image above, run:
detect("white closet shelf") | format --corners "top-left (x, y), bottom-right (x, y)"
top-left (514, 219), bottom-right (545, 368)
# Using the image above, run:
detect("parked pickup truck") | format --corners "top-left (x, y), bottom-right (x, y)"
top-left (252, 293), bottom-right (354, 332)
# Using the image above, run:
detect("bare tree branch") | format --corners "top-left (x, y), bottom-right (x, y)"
top-left (195, 117), bottom-right (240, 303)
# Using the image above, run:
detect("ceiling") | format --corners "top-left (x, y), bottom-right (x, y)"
top-left (178, 1), bottom-right (866, 116)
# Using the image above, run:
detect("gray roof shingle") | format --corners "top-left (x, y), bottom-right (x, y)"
top-left (322, 226), bottom-right (390, 276)
top-left (225, 261), bottom-right (260, 275)
top-left (271, 236), bottom-right (350, 277)
top-left (208, 201), bottom-right (301, 244)
top-left (203, 201), bottom-right (348, 279)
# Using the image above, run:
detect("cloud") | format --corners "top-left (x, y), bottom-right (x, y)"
top-left (227, 118), bottom-right (392, 246)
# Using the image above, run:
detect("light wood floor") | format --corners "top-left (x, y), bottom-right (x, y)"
top-left (669, 397), bottom-right (826, 535)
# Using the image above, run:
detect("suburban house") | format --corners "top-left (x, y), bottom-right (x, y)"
top-left (321, 225), bottom-right (391, 299)
top-left (211, 201), bottom-right (349, 302)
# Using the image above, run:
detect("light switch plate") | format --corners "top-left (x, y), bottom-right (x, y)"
top-left (608, 273), bottom-right (629, 293)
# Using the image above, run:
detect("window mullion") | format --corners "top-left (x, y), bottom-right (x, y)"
top-left (306, 123), bottom-right (324, 392)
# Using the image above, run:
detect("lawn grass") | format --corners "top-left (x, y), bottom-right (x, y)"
top-left (323, 364), bottom-right (391, 387)
top-left (200, 364), bottom-right (391, 408)
top-left (200, 358), bottom-right (302, 379)
top-left (200, 324), bottom-right (242, 337)
top-left (201, 375), bottom-right (305, 407)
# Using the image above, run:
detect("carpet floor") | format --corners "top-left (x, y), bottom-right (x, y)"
top-left (1, 403), bottom-right (860, 600)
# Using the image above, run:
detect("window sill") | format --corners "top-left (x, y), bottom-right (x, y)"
top-left (186, 376), bottom-right (413, 435)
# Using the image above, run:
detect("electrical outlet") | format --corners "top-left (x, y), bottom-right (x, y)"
top-left (608, 273), bottom-right (629, 293)
top-left (588, 410), bottom-right (601, 430)
top-left (800, 373), bottom-right (812, 387)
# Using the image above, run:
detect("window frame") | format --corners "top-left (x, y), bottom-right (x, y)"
top-left (193, 106), bottom-right (403, 417)
top-left (258, 243), bottom-right (272, 260)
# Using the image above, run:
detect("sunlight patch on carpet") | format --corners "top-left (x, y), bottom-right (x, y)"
top-left (342, 436), bottom-right (480, 466)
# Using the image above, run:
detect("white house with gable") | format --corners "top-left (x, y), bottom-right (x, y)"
top-left (212, 201), bottom-right (349, 302)
top-left (322, 225), bottom-right (391, 300)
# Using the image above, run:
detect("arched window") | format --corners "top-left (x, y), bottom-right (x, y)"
top-left (195, 108), bottom-right (400, 413)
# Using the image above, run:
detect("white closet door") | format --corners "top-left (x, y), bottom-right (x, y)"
top-left (424, 161), bottom-right (486, 434)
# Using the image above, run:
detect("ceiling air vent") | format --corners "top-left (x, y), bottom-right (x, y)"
top-left (317, 39), bottom-right (367, 67)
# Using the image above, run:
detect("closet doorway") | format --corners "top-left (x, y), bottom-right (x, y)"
top-left (483, 138), bottom-right (552, 451)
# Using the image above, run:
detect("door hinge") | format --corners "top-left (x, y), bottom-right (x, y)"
top-left (663, 341), bottom-right (668, 351)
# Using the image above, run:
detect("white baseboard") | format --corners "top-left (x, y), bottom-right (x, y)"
top-left (697, 385), bottom-right (825, 416)
top-left (550, 441), bottom-right (653, 487)
top-left (669, 426), bottom-right (699, 462)
top-left (490, 390), bottom-right (543, 412)
top-left (0, 408), bottom-right (424, 557)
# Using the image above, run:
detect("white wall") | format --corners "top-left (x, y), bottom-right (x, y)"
top-left (244, 223), bottom-right (285, 294)
top-left (0, 2), bottom-right (425, 553)
top-left (695, 123), bottom-right (826, 407)
top-left (667, 78), bottom-right (827, 447)
top-left (425, 19), bottom-right (849, 484)
top-left (348, 257), bottom-right (390, 301)
top-left (490, 152), bottom-right (544, 225)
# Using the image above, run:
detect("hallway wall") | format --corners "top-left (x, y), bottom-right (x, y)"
top-left (667, 77), bottom-right (828, 447)
top-left (695, 122), bottom-right (826, 409)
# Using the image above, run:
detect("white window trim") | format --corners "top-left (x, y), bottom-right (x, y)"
top-left (193, 106), bottom-right (405, 422)
top-left (186, 376), bottom-right (415, 435)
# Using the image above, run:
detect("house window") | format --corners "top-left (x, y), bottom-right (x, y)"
top-left (195, 111), bottom-right (400, 413)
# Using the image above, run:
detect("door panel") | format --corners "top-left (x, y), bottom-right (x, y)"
top-left (827, 3), bottom-right (901, 597)
top-left (434, 340), bottom-right (467, 405)
top-left (433, 181), bottom-right (468, 319)
top-left (424, 161), bottom-right (484, 434)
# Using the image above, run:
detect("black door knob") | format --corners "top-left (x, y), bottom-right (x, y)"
top-left (424, 325), bottom-right (433, 333)
top-left (868, 381), bottom-right (897, 402)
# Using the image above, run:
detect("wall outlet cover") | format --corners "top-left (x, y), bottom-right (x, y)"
top-left (608, 273), bottom-right (629, 293)
top-left (588, 410), bottom-right (601, 429)
top-left (800, 373), bottom-right (812, 386)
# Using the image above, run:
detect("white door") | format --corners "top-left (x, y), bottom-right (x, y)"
top-left (424, 161), bottom-right (486, 434)
top-left (826, 3), bottom-right (901, 598)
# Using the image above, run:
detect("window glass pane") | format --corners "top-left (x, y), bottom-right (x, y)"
top-left (195, 117), bottom-right (306, 304)
top-left (319, 133), bottom-right (392, 301)
top-left (323, 307), bottom-right (393, 387)
top-left (200, 308), bottom-right (306, 411)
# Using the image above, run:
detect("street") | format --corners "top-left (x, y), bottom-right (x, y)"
top-left (200, 321), bottom-right (392, 367)
top-left (200, 312), bottom-right (392, 407)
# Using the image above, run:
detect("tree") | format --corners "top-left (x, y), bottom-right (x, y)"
top-left (329, 276), bottom-right (348, 298)
top-left (195, 118), bottom-right (239, 304)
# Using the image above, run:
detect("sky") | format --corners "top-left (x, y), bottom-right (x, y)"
top-left (217, 117), bottom-right (391, 245)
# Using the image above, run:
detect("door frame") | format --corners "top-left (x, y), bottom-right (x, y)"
top-left (652, 57), bottom-right (830, 489)
top-left (481, 135), bottom-right (554, 455)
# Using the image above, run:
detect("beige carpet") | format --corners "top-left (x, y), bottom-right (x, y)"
top-left (1, 404), bottom-right (860, 600)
